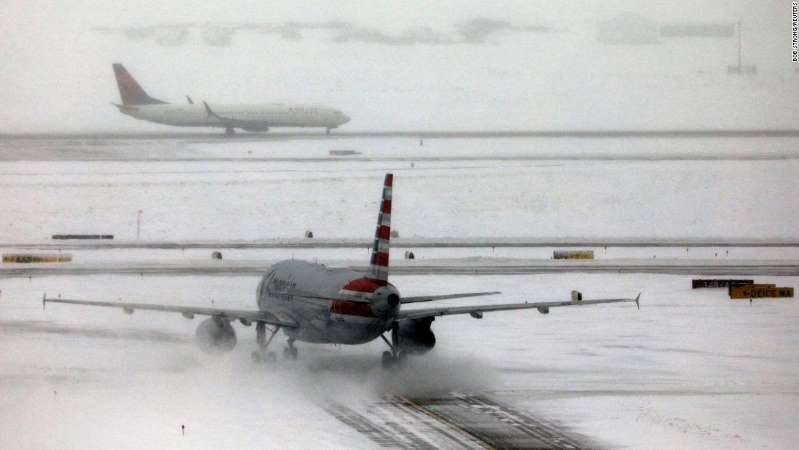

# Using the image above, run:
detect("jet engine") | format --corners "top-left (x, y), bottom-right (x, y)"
top-left (195, 316), bottom-right (237, 352)
top-left (397, 317), bottom-right (436, 354)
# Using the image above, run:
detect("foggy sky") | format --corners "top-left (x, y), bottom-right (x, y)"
top-left (1, 0), bottom-right (796, 132)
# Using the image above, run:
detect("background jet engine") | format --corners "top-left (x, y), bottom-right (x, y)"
top-left (195, 316), bottom-right (237, 352)
top-left (397, 317), bottom-right (436, 354)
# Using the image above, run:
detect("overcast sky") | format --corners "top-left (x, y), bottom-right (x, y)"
top-left (1, 0), bottom-right (795, 132)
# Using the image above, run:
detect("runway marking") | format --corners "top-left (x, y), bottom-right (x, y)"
top-left (453, 395), bottom-right (583, 449)
top-left (325, 397), bottom-right (490, 449)
top-left (393, 396), bottom-right (494, 449)
top-left (325, 403), bottom-right (410, 448)
top-left (411, 395), bottom-right (586, 449)
top-left (370, 400), bottom-right (458, 449)
top-left (326, 394), bottom-right (590, 449)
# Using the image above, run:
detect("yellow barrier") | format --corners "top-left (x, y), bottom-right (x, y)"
top-left (2, 254), bottom-right (72, 263)
top-left (553, 250), bottom-right (594, 260)
top-left (729, 285), bottom-right (793, 299)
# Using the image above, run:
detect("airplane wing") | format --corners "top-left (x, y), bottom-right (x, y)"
top-left (400, 291), bottom-right (501, 304)
top-left (398, 292), bottom-right (640, 321)
top-left (42, 295), bottom-right (297, 328)
top-left (202, 101), bottom-right (267, 130)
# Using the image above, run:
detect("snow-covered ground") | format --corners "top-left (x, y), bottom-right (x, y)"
top-left (1, 273), bottom-right (797, 449)
top-left (1, 136), bottom-right (798, 242)
top-left (1, 136), bottom-right (798, 449)
top-left (3, 245), bottom-right (799, 266)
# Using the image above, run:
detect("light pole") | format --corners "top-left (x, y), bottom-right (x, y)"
top-left (136, 210), bottom-right (142, 240)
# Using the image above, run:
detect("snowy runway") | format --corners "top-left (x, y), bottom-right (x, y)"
top-left (1, 134), bottom-right (797, 449)
top-left (2, 257), bottom-right (798, 277)
top-left (1, 272), bottom-right (797, 449)
top-left (328, 394), bottom-right (590, 449)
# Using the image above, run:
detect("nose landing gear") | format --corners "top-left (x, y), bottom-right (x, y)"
top-left (251, 321), bottom-right (280, 363)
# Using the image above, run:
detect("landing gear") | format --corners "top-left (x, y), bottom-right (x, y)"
top-left (283, 338), bottom-right (299, 360)
top-left (381, 350), bottom-right (407, 369)
top-left (251, 322), bottom-right (281, 363)
top-left (382, 351), bottom-right (394, 368)
top-left (252, 350), bottom-right (277, 364)
top-left (325, 127), bottom-right (331, 135)
top-left (380, 321), bottom-right (405, 369)
top-left (225, 127), bottom-right (235, 136)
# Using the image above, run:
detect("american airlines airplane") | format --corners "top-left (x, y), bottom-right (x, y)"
top-left (44, 174), bottom-right (639, 368)
top-left (111, 63), bottom-right (350, 135)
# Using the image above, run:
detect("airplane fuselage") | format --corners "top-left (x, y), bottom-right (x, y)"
top-left (117, 103), bottom-right (349, 131)
top-left (256, 260), bottom-right (400, 344)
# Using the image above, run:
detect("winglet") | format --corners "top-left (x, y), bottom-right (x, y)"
top-left (203, 101), bottom-right (221, 119)
top-left (635, 292), bottom-right (641, 310)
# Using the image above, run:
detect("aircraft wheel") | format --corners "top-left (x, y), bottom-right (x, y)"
top-left (381, 351), bottom-right (394, 369)
top-left (251, 350), bottom-right (277, 364)
top-left (397, 350), bottom-right (408, 365)
top-left (283, 346), bottom-right (298, 360)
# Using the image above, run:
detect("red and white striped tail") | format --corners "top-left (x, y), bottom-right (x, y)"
top-left (367, 173), bottom-right (393, 283)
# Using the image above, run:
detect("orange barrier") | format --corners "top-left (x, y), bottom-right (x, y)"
top-left (729, 285), bottom-right (793, 299)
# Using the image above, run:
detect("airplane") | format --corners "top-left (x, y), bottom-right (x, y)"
top-left (44, 173), bottom-right (640, 369)
top-left (111, 63), bottom-right (350, 135)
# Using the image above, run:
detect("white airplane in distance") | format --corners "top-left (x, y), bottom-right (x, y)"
top-left (111, 63), bottom-right (350, 135)
top-left (44, 174), bottom-right (640, 369)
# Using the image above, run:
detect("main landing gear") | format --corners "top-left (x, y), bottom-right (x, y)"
top-left (251, 321), bottom-right (281, 363)
top-left (251, 322), bottom-right (299, 363)
top-left (225, 127), bottom-right (235, 136)
top-left (380, 321), bottom-right (406, 369)
top-left (283, 338), bottom-right (298, 360)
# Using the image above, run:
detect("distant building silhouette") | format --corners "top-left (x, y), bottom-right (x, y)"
top-left (597, 13), bottom-right (659, 45)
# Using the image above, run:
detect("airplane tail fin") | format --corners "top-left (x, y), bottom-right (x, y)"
top-left (367, 173), bottom-right (393, 283)
top-left (112, 63), bottom-right (167, 105)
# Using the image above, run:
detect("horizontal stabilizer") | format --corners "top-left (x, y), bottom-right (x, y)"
top-left (287, 288), bottom-right (372, 304)
top-left (401, 291), bottom-right (501, 304)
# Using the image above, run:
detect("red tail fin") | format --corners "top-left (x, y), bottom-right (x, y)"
top-left (112, 63), bottom-right (166, 105)
top-left (367, 174), bottom-right (393, 283)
